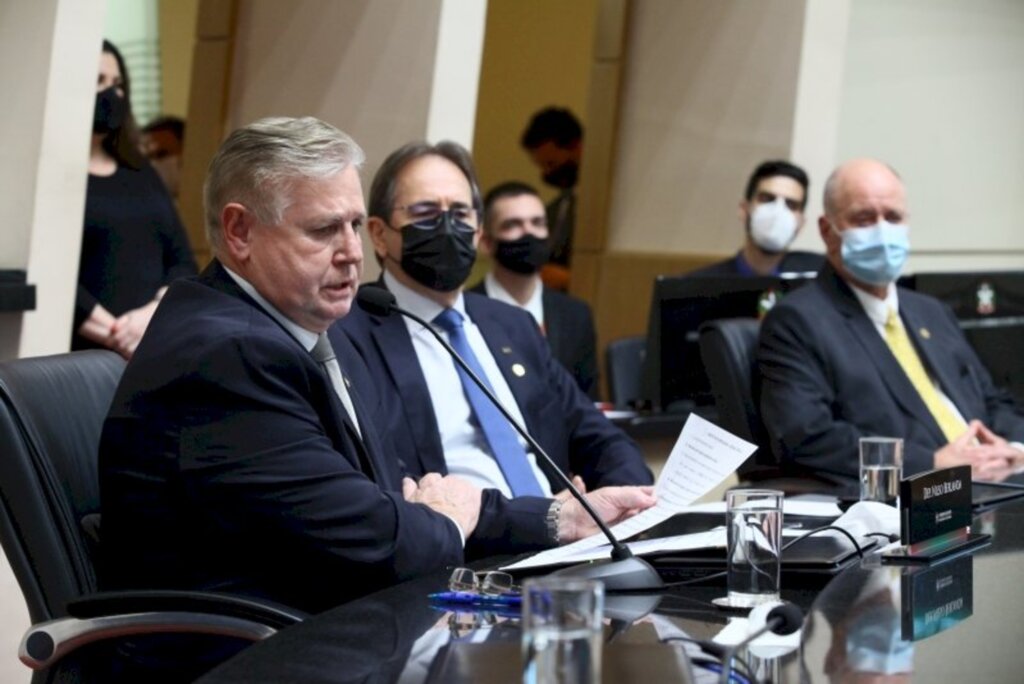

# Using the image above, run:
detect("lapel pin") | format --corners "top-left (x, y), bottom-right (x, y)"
top-left (501, 346), bottom-right (513, 354)
top-left (920, 328), bottom-right (931, 339)
top-left (511, 363), bottom-right (526, 377)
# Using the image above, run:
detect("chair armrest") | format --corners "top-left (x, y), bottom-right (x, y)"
top-left (20, 611), bottom-right (277, 670)
top-left (20, 591), bottom-right (308, 671)
top-left (67, 590), bottom-right (308, 629)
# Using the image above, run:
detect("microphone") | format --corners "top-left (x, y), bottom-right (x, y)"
top-left (356, 287), bottom-right (663, 591)
top-left (716, 601), bottom-right (803, 684)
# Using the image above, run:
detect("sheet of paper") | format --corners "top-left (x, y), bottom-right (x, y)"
top-left (675, 499), bottom-right (842, 518)
top-left (503, 529), bottom-right (727, 571)
top-left (501, 414), bottom-right (755, 571)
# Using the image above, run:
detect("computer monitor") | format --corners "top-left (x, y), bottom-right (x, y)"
top-left (641, 274), bottom-right (815, 412)
top-left (903, 271), bottom-right (1024, 404)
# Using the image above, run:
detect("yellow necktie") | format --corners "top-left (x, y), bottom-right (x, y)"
top-left (883, 308), bottom-right (966, 442)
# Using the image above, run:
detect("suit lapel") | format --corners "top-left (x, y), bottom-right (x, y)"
top-left (541, 290), bottom-right (565, 359)
top-left (369, 312), bottom-right (449, 476)
top-left (466, 297), bottom-right (533, 414)
top-left (823, 270), bottom-right (946, 443)
top-left (467, 298), bottom-right (564, 489)
top-left (898, 301), bottom-right (973, 420)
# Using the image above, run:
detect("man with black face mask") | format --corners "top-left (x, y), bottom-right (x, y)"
top-left (521, 108), bottom-right (583, 291)
top-left (470, 181), bottom-right (598, 398)
top-left (338, 142), bottom-right (653, 555)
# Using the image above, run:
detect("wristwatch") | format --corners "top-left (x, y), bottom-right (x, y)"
top-left (546, 499), bottom-right (563, 544)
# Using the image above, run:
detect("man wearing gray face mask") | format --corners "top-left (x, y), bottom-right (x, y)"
top-left (757, 158), bottom-right (1024, 489)
top-left (688, 160), bottom-right (824, 277)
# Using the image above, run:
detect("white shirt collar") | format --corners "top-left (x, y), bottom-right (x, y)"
top-left (223, 265), bottom-right (319, 352)
top-left (849, 280), bottom-right (900, 328)
top-left (383, 269), bottom-right (467, 326)
top-left (484, 272), bottom-right (544, 327)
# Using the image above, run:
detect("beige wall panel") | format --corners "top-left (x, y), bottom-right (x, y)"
top-left (786, 0), bottom-right (849, 253)
top-left (179, 36), bottom-right (234, 266)
top-left (4, 0), bottom-right (107, 359)
top-left (593, 251), bottom-right (721, 345)
top-left (593, 0), bottom-right (628, 61)
top-left (835, 0), bottom-right (1024, 271)
top-left (472, 0), bottom-right (597, 202)
top-left (197, 0), bottom-right (235, 38)
top-left (158, 0), bottom-right (200, 118)
top-left (576, 61), bottom-right (621, 256)
top-left (227, 0), bottom-right (442, 192)
top-left (606, 0), bottom-right (806, 256)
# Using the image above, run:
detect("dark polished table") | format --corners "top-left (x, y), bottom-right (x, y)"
top-left (197, 498), bottom-right (1024, 683)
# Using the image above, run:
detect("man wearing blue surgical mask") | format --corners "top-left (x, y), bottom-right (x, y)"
top-left (758, 158), bottom-right (1024, 489)
top-left (687, 160), bottom-right (824, 277)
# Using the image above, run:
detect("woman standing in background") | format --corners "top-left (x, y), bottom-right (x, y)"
top-left (74, 39), bottom-right (196, 357)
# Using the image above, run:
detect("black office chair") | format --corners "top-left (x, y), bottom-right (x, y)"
top-left (605, 336), bottom-right (647, 408)
top-left (699, 319), bottom-right (830, 493)
top-left (0, 351), bottom-right (305, 679)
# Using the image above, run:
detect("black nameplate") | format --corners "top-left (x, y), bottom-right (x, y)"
top-left (900, 554), bottom-right (973, 641)
top-left (900, 466), bottom-right (972, 546)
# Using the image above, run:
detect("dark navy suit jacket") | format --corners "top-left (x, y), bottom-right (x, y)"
top-left (757, 264), bottom-right (1024, 486)
top-left (99, 262), bottom-right (463, 613)
top-left (337, 284), bottom-right (652, 556)
top-left (469, 279), bottom-right (599, 399)
top-left (687, 250), bottom-right (825, 277)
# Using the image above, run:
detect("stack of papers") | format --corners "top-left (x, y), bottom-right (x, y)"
top-left (504, 414), bottom-right (756, 571)
top-left (503, 415), bottom-right (847, 572)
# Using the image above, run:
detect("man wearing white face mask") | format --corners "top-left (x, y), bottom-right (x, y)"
top-left (758, 158), bottom-right (1024, 489)
top-left (688, 160), bottom-right (824, 277)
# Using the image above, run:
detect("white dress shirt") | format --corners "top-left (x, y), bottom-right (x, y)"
top-left (385, 271), bottom-right (553, 498)
top-left (850, 283), bottom-right (967, 424)
top-left (484, 272), bottom-right (545, 330)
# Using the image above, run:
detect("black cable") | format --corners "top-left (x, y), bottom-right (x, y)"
top-left (660, 637), bottom-right (755, 684)
top-left (660, 569), bottom-right (728, 588)
top-left (781, 525), bottom-right (866, 557)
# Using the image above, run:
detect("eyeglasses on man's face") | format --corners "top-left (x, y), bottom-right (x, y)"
top-left (394, 201), bottom-right (478, 233)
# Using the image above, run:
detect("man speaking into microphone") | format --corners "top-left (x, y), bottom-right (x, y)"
top-left (338, 141), bottom-right (654, 557)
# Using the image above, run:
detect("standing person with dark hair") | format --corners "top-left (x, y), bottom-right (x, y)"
top-left (140, 115), bottom-right (186, 198)
top-left (471, 181), bottom-right (599, 398)
top-left (520, 107), bottom-right (583, 290)
top-left (688, 160), bottom-right (824, 277)
top-left (75, 40), bottom-right (196, 357)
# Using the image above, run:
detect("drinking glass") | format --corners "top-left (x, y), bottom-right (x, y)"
top-left (726, 489), bottom-right (784, 609)
top-left (860, 437), bottom-right (904, 507)
top-left (521, 577), bottom-right (603, 684)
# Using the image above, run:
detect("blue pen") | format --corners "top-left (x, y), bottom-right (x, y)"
top-left (429, 591), bottom-right (522, 608)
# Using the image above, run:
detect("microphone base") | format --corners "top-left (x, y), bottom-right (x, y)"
top-left (547, 556), bottom-right (665, 591)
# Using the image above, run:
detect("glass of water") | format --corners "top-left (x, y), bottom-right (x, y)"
top-left (521, 577), bottom-right (603, 684)
top-left (726, 489), bottom-right (783, 609)
top-left (859, 437), bottom-right (904, 507)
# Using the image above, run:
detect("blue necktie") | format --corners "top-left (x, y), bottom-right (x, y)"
top-left (433, 308), bottom-right (544, 497)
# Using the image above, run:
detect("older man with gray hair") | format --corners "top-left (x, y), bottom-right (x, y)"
top-left (99, 117), bottom-right (481, 614)
top-left (758, 157), bottom-right (1024, 489)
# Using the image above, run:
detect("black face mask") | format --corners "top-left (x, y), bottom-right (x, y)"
top-left (494, 234), bottom-right (550, 275)
top-left (542, 161), bottom-right (578, 189)
top-left (398, 213), bottom-right (477, 292)
top-left (93, 86), bottom-right (125, 135)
